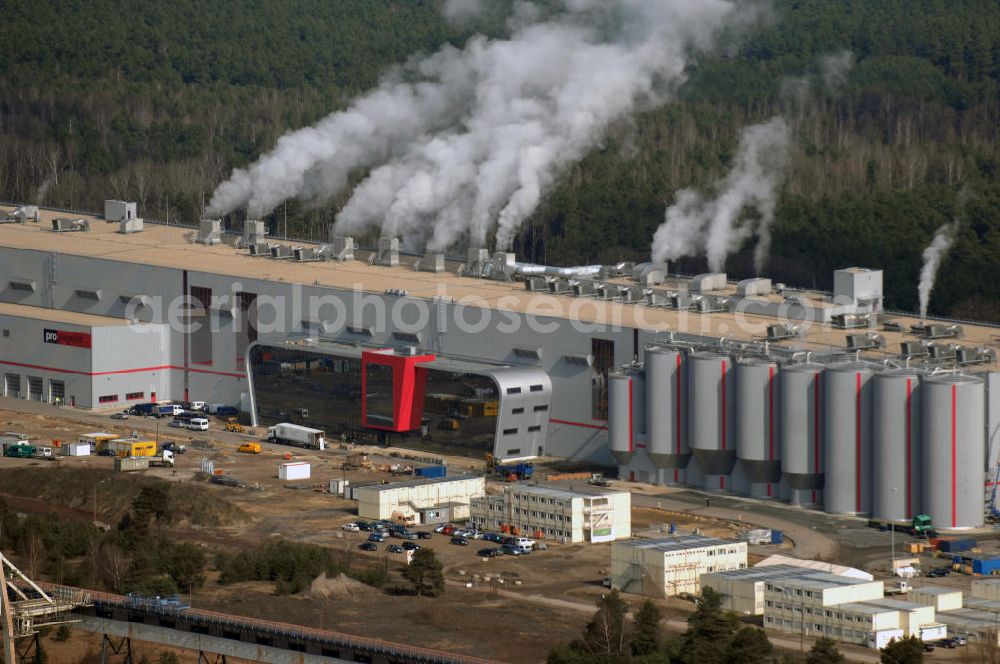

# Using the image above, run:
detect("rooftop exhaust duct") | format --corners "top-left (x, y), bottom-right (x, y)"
top-left (197, 219), bottom-right (222, 245)
top-left (331, 236), bottom-right (355, 261)
top-left (376, 237), bottom-right (400, 267)
top-left (50, 218), bottom-right (90, 232)
top-left (244, 219), bottom-right (267, 246)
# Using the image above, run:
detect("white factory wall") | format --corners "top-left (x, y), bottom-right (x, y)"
top-left (699, 575), bottom-right (766, 615)
top-left (470, 487), bottom-right (630, 543)
top-left (912, 587), bottom-right (964, 612)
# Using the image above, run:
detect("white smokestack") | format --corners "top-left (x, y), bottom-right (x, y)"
top-left (918, 222), bottom-right (958, 321)
top-left (208, 0), bottom-right (763, 250)
top-left (651, 117), bottom-right (792, 273)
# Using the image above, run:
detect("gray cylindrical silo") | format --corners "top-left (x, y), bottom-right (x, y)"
top-left (923, 374), bottom-right (985, 530)
top-left (608, 371), bottom-right (635, 467)
top-left (689, 352), bottom-right (736, 491)
top-left (736, 358), bottom-right (780, 498)
top-left (872, 369), bottom-right (923, 523)
top-left (646, 347), bottom-right (690, 485)
top-left (779, 363), bottom-right (824, 507)
top-left (824, 362), bottom-right (875, 516)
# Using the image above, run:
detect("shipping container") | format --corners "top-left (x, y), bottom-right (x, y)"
top-left (414, 465), bottom-right (447, 479)
top-left (279, 462), bottom-right (311, 481)
top-left (973, 558), bottom-right (1000, 575)
top-left (939, 538), bottom-right (977, 553)
top-left (114, 457), bottom-right (149, 472)
top-left (770, 530), bottom-right (783, 545)
top-left (80, 432), bottom-right (119, 452)
top-left (268, 423), bottom-right (326, 450)
top-left (61, 442), bottom-right (91, 456)
top-left (108, 439), bottom-right (157, 458)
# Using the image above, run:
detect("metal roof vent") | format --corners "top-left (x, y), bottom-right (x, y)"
top-left (198, 219), bottom-right (222, 245)
top-left (50, 218), bottom-right (90, 232)
top-left (2, 206), bottom-right (39, 224)
top-left (269, 244), bottom-right (293, 259)
top-left (331, 235), bottom-right (355, 261)
top-left (118, 218), bottom-right (144, 234)
top-left (422, 252), bottom-right (445, 273)
top-left (548, 278), bottom-right (568, 294)
top-left (845, 333), bottom-right (885, 350)
top-left (766, 323), bottom-right (796, 341)
top-left (513, 347), bottom-right (542, 361)
top-left (690, 272), bottom-right (727, 293)
top-left (9, 279), bottom-right (37, 292)
top-left (376, 237), bottom-right (400, 267)
top-left (244, 219), bottom-right (267, 245)
top-left (524, 277), bottom-right (547, 291)
top-left (384, 289), bottom-right (408, 297)
top-left (899, 341), bottom-right (926, 357)
top-left (736, 278), bottom-right (772, 297)
top-left (571, 280), bottom-right (595, 297)
top-left (74, 288), bottom-right (102, 300)
top-left (831, 313), bottom-right (869, 329)
top-left (293, 246), bottom-right (321, 262)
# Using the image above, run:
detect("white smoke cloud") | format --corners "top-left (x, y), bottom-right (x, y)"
top-left (209, 0), bottom-right (763, 251)
top-left (651, 117), bottom-right (792, 273)
top-left (918, 222), bottom-right (958, 320)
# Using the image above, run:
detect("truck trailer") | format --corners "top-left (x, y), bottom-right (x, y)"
top-left (267, 423), bottom-right (326, 450)
top-left (108, 439), bottom-right (157, 458)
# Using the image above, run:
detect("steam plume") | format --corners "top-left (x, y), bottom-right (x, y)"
top-left (209, 0), bottom-right (761, 251)
top-left (651, 117), bottom-right (792, 273)
top-left (918, 222), bottom-right (958, 320)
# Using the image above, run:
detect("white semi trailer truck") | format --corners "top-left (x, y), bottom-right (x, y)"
top-left (267, 423), bottom-right (326, 450)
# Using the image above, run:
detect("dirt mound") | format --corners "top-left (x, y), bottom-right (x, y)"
top-left (309, 573), bottom-right (372, 598)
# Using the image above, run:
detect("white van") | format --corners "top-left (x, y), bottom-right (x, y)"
top-left (186, 418), bottom-right (209, 431)
top-left (513, 537), bottom-right (536, 552)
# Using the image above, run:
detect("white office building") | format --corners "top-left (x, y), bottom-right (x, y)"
top-left (356, 475), bottom-right (485, 525)
top-left (610, 534), bottom-right (747, 598)
top-left (469, 484), bottom-right (631, 543)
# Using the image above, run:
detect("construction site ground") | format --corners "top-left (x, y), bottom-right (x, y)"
top-left (0, 397), bottom-right (990, 663)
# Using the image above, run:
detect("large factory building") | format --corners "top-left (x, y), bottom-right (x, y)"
top-left (1, 204), bottom-right (998, 528)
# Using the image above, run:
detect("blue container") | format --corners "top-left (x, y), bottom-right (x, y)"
top-left (939, 538), bottom-right (976, 553)
top-left (972, 557), bottom-right (1000, 575)
top-left (770, 529), bottom-right (783, 545)
top-left (415, 465), bottom-right (447, 479)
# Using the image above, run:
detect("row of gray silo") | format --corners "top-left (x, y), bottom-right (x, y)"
top-left (609, 348), bottom-right (989, 530)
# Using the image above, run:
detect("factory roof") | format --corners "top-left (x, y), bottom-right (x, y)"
top-left (856, 598), bottom-right (931, 612)
top-left (836, 602), bottom-right (901, 616)
top-left (1, 207), bottom-right (997, 363)
top-left (703, 565), bottom-right (858, 587)
top-left (617, 534), bottom-right (742, 553)
top-left (509, 483), bottom-right (628, 500)
top-left (755, 554), bottom-right (873, 581)
top-left (934, 609), bottom-right (1000, 632)
top-left (768, 575), bottom-right (881, 592)
top-left (0, 301), bottom-right (142, 327)
top-left (356, 474), bottom-right (482, 492)
top-left (964, 598), bottom-right (1000, 612)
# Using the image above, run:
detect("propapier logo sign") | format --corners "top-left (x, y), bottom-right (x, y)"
top-left (43, 328), bottom-right (92, 349)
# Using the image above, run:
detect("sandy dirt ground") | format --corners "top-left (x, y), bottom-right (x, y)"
top-left (1, 397), bottom-right (985, 662)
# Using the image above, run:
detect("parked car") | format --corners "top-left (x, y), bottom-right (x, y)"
top-left (402, 542), bottom-right (421, 551)
top-left (358, 522), bottom-right (375, 531)
top-left (928, 567), bottom-right (950, 578)
top-left (386, 544), bottom-right (405, 554)
top-left (342, 523), bottom-right (360, 532)
top-left (450, 536), bottom-right (469, 546)
top-left (482, 533), bottom-right (503, 543)
top-left (187, 417), bottom-right (210, 431)
top-left (951, 636), bottom-right (967, 646)
top-left (368, 533), bottom-right (388, 543)
top-left (441, 525), bottom-right (457, 536)
top-left (433, 524), bottom-right (449, 533)
top-left (477, 547), bottom-right (501, 558)
top-left (416, 531), bottom-right (433, 540)
top-left (110, 411), bottom-right (130, 420)
top-left (935, 639), bottom-right (956, 649)
top-left (399, 531), bottom-right (419, 540)
top-left (358, 542), bottom-right (378, 551)
top-left (500, 544), bottom-right (522, 556)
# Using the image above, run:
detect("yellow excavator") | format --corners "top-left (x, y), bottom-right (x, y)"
top-left (225, 417), bottom-right (244, 433)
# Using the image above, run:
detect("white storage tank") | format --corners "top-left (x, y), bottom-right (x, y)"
top-left (872, 369), bottom-right (923, 523)
top-left (736, 358), bottom-right (780, 498)
top-left (923, 374), bottom-right (985, 530)
top-left (688, 352), bottom-right (736, 490)
top-left (645, 347), bottom-right (689, 485)
top-left (823, 362), bottom-right (875, 516)
top-left (779, 363), bottom-right (824, 507)
top-left (279, 462), bottom-right (311, 481)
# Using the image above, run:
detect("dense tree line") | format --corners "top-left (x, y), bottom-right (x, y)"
top-left (0, 1), bottom-right (998, 318)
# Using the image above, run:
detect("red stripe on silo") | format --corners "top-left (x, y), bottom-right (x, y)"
top-left (767, 483), bottom-right (772, 497)
top-left (676, 353), bottom-right (682, 455)
top-left (719, 476), bottom-right (725, 490)
top-left (855, 372), bottom-right (862, 513)
top-left (628, 378), bottom-right (634, 453)
top-left (952, 384), bottom-right (958, 528)
top-left (814, 372), bottom-right (821, 474)
top-left (674, 469), bottom-right (679, 483)
top-left (768, 366), bottom-right (775, 461)
top-left (905, 378), bottom-right (912, 519)
top-left (721, 360), bottom-right (727, 451)
top-left (811, 489), bottom-right (817, 504)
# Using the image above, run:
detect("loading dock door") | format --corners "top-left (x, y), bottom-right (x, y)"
top-left (3, 374), bottom-right (19, 397)
top-left (27, 376), bottom-right (43, 401)
top-left (49, 380), bottom-right (65, 404)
